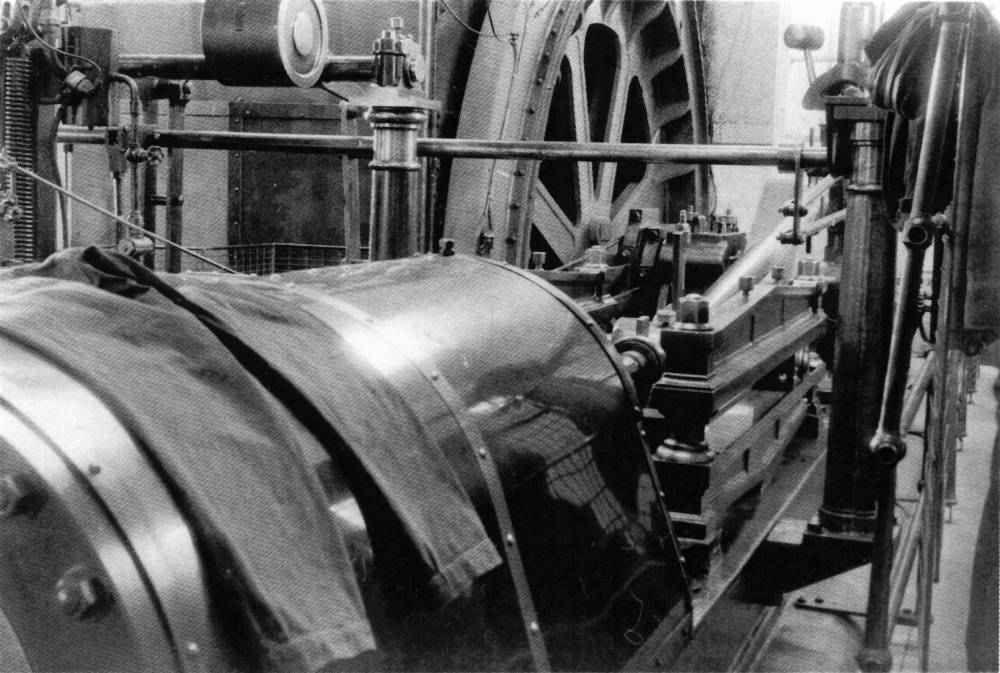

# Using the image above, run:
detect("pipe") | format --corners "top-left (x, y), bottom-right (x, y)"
top-left (703, 175), bottom-right (837, 307)
top-left (4, 161), bottom-right (236, 273)
top-left (142, 99), bottom-right (159, 268)
top-left (165, 94), bottom-right (189, 273)
top-left (116, 53), bottom-right (374, 82)
top-left (55, 126), bottom-right (828, 168)
top-left (862, 8), bottom-right (969, 671)
top-left (116, 54), bottom-right (212, 80)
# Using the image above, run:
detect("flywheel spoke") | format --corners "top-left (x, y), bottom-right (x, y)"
top-left (533, 183), bottom-right (579, 260)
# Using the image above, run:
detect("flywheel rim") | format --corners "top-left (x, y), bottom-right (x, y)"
top-left (444, 0), bottom-right (709, 267)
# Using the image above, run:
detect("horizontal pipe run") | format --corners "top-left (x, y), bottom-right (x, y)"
top-left (117, 54), bottom-right (375, 82)
top-left (55, 126), bottom-right (828, 168)
top-left (117, 54), bottom-right (213, 80)
top-left (419, 138), bottom-right (828, 168)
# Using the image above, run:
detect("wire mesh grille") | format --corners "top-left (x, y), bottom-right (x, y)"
top-left (152, 243), bottom-right (367, 274)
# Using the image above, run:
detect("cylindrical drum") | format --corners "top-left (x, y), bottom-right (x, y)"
top-left (0, 249), bottom-right (689, 672)
top-left (201, 0), bottom-right (328, 87)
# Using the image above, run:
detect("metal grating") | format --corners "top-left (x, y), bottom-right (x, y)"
top-left (2, 57), bottom-right (37, 262)
top-left (152, 243), bottom-right (367, 274)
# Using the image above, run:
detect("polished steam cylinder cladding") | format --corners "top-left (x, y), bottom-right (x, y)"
top-left (0, 250), bottom-right (687, 672)
top-left (201, 0), bottom-right (329, 87)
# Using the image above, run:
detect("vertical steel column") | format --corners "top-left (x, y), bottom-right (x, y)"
top-left (860, 7), bottom-right (969, 672)
top-left (819, 113), bottom-right (894, 532)
top-left (368, 107), bottom-right (427, 260)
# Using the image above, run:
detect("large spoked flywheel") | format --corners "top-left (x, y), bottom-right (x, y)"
top-left (445, 0), bottom-right (708, 267)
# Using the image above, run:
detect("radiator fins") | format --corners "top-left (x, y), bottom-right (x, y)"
top-left (1, 56), bottom-right (38, 262)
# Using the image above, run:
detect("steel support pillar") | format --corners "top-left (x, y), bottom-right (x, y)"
top-left (819, 112), bottom-right (895, 532)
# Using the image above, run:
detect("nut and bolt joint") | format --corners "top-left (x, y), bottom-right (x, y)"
top-left (797, 258), bottom-right (822, 278)
top-left (739, 275), bottom-right (755, 295)
top-left (55, 567), bottom-right (113, 622)
top-left (678, 294), bottom-right (710, 326)
top-left (771, 266), bottom-right (786, 283)
top-left (0, 473), bottom-right (39, 518)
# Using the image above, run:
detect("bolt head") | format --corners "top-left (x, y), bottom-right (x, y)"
top-left (771, 266), bottom-right (786, 282)
top-left (738, 276), bottom-right (755, 294)
top-left (797, 258), bottom-right (822, 277)
top-left (0, 473), bottom-right (38, 518)
top-left (55, 567), bottom-right (112, 622)
top-left (678, 294), bottom-right (710, 325)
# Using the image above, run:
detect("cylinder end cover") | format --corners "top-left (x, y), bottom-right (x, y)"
top-left (201, 0), bottom-right (328, 87)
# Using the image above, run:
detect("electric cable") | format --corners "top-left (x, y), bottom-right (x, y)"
top-left (439, 0), bottom-right (518, 42)
top-left (15, 1), bottom-right (104, 86)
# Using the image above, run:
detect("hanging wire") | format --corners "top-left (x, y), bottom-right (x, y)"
top-left (438, 0), bottom-right (518, 42)
top-left (14, 1), bottom-right (104, 86)
top-left (0, 153), bottom-right (238, 273)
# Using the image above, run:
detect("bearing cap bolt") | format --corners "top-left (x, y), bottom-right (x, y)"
top-left (55, 567), bottom-right (113, 622)
top-left (739, 275), bottom-right (754, 301)
top-left (797, 258), bottom-right (821, 278)
top-left (0, 472), bottom-right (39, 518)
top-left (679, 294), bottom-right (710, 325)
top-left (771, 266), bottom-right (786, 283)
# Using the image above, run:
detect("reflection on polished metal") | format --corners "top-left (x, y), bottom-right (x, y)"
top-left (0, 342), bottom-right (224, 671)
top-left (201, 0), bottom-right (329, 87)
top-left (368, 107), bottom-right (427, 260)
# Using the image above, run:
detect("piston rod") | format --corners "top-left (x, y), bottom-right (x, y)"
top-left (55, 126), bottom-right (828, 169)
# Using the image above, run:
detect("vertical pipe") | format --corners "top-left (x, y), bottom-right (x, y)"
top-left (857, 468), bottom-right (897, 672)
top-left (368, 107), bottom-right (427, 260)
top-left (819, 117), bottom-right (894, 532)
top-left (142, 99), bottom-right (159, 269)
top-left (341, 104), bottom-right (363, 263)
top-left (165, 94), bottom-right (188, 273)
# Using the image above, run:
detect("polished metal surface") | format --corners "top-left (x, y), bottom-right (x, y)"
top-left (273, 254), bottom-right (689, 670)
top-left (56, 125), bottom-right (826, 167)
top-left (368, 108), bottom-right (427, 260)
top-left (201, 0), bottom-right (329, 87)
top-left (0, 341), bottom-right (224, 672)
